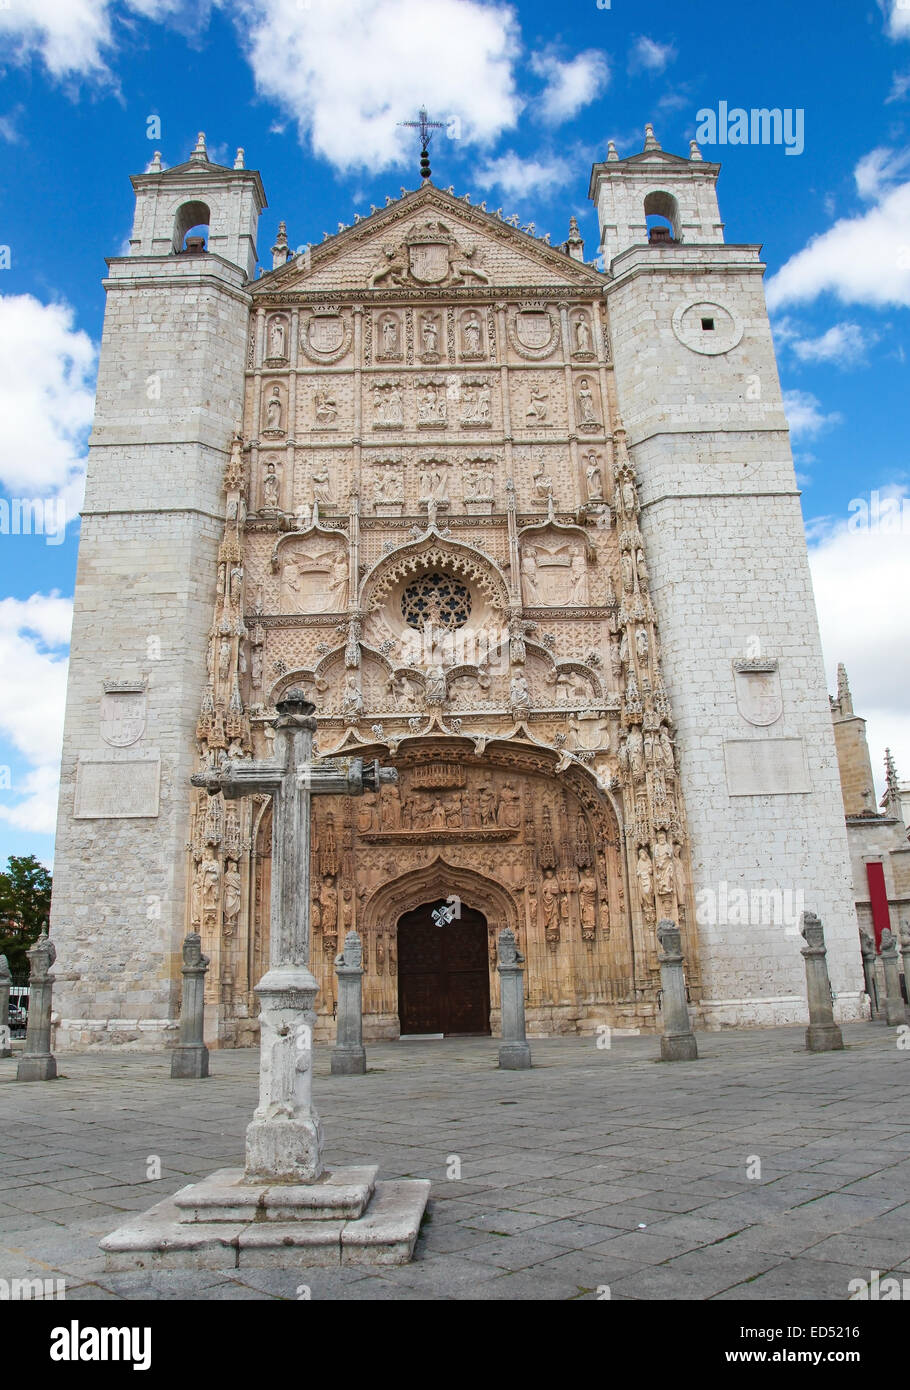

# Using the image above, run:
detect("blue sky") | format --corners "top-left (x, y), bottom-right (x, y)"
top-left (0, 0), bottom-right (908, 867)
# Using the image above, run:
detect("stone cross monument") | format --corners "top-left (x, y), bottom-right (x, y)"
top-left (331, 929), bottom-right (367, 1075)
top-left (190, 689), bottom-right (396, 1179)
top-left (101, 690), bottom-right (430, 1268)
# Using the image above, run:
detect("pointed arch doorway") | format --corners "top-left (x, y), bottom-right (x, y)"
top-left (397, 900), bottom-right (491, 1036)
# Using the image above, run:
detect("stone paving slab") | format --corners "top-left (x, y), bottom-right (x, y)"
top-left (1, 1025), bottom-right (909, 1300)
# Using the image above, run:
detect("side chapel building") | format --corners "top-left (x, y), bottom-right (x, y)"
top-left (48, 126), bottom-right (867, 1048)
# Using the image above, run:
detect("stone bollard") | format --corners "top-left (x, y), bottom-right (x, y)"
top-left (170, 933), bottom-right (210, 1079)
top-left (331, 929), bottom-right (366, 1075)
top-left (657, 920), bottom-right (698, 1061)
top-left (16, 931), bottom-right (57, 1082)
top-left (0, 954), bottom-right (11, 1059)
top-left (879, 929), bottom-right (908, 1027)
top-left (800, 912), bottom-right (844, 1052)
top-left (900, 921), bottom-right (910, 1016)
top-left (859, 929), bottom-right (882, 1019)
top-left (497, 928), bottom-right (531, 1069)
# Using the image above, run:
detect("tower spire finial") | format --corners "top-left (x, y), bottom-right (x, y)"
top-left (643, 123), bottom-right (661, 152)
top-left (398, 106), bottom-right (446, 183)
top-left (191, 131), bottom-right (208, 163)
top-left (836, 662), bottom-right (853, 715)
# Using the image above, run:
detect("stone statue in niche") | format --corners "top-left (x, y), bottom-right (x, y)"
top-left (424, 664), bottom-right (447, 704)
top-left (222, 860), bottom-right (242, 934)
top-left (380, 783), bottom-right (402, 829)
top-left (579, 867), bottom-right (598, 939)
top-left (574, 315), bottom-right (592, 354)
top-left (357, 793), bottom-right (377, 832)
top-left (576, 377), bottom-right (599, 429)
top-left (509, 671), bottom-right (531, 712)
top-left (477, 785), bottom-right (498, 826)
top-left (201, 851), bottom-right (221, 913)
top-left (341, 675), bottom-right (363, 721)
top-left (635, 626), bottom-right (650, 660)
top-left (418, 462), bottom-right (448, 502)
top-left (416, 382), bottom-right (447, 427)
top-left (636, 547), bottom-right (649, 586)
top-left (319, 876), bottom-right (338, 947)
top-left (268, 317), bottom-right (287, 360)
top-left (609, 638), bottom-right (622, 678)
top-left (569, 553), bottom-right (587, 605)
top-left (541, 869), bottom-right (560, 938)
top-left (526, 379), bottom-right (549, 424)
top-left (620, 474), bottom-right (639, 517)
top-left (636, 847), bottom-right (654, 917)
top-left (309, 463), bottom-right (333, 509)
top-left (461, 381), bottom-right (491, 427)
top-left (653, 830), bottom-right (675, 898)
top-left (262, 460), bottom-right (281, 510)
top-left (264, 384), bottom-right (284, 433)
top-left (374, 383), bottom-right (403, 428)
top-left (621, 727), bottom-right (645, 780)
top-left (314, 388), bottom-right (337, 426)
top-left (421, 315), bottom-right (440, 357)
top-left (521, 551), bottom-right (541, 605)
top-left (462, 314), bottom-right (483, 355)
top-left (621, 552), bottom-right (634, 594)
top-left (583, 449), bottom-right (604, 501)
top-left (497, 782), bottom-right (521, 829)
top-left (380, 314), bottom-right (401, 356)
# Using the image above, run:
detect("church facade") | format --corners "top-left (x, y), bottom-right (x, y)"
top-left (48, 127), bottom-right (865, 1050)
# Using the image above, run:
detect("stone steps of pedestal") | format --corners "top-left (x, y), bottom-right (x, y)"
top-left (100, 1178), bottom-right (431, 1269)
top-left (173, 1166), bottom-right (378, 1222)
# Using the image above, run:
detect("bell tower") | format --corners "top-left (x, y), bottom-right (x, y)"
top-left (594, 126), bottom-right (864, 1027)
top-left (50, 136), bottom-right (266, 1050)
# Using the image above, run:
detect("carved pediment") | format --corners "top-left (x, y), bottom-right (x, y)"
top-left (253, 184), bottom-right (605, 298)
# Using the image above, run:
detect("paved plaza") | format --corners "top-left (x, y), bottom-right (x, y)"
top-left (1, 1025), bottom-right (908, 1301)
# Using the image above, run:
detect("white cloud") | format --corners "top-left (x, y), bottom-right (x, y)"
top-left (854, 145), bottom-right (910, 200)
top-left (628, 36), bottom-right (676, 74)
top-left (885, 0), bottom-right (910, 40)
top-left (0, 295), bottom-right (95, 521)
top-left (782, 389), bottom-right (842, 437)
top-left (0, 594), bottom-right (72, 835)
top-left (0, 106), bottom-right (25, 144)
top-left (766, 175), bottom-right (910, 311)
top-left (886, 71), bottom-right (910, 102)
top-left (0, 0), bottom-right (188, 80)
top-left (232, 0), bottom-right (522, 171)
top-left (474, 149), bottom-right (573, 199)
top-left (789, 322), bottom-right (871, 366)
top-left (809, 491), bottom-right (910, 799)
top-left (530, 49), bottom-right (609, 124)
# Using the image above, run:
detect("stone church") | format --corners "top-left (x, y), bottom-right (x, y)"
top-left (48, 125), bottom-right (866, 1050)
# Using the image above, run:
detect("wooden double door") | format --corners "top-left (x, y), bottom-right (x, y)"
top-left (397, 901), bottom-right (491, 1036)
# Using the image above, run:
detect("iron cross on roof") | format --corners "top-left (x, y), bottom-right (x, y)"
top-left (399, 106), bottom-right (446, 181)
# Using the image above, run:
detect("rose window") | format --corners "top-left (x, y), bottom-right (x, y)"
top-left (401, 573), bottom-right (472, 631)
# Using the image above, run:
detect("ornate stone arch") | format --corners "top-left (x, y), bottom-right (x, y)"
top-left (360, 534), bottom-right (510, 614)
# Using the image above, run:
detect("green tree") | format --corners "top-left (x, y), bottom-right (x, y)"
top-left (0, 855), bottom-right (52, 979)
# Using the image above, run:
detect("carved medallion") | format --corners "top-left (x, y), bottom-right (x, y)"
top-left (300, 307), bottom-right (352, 364)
